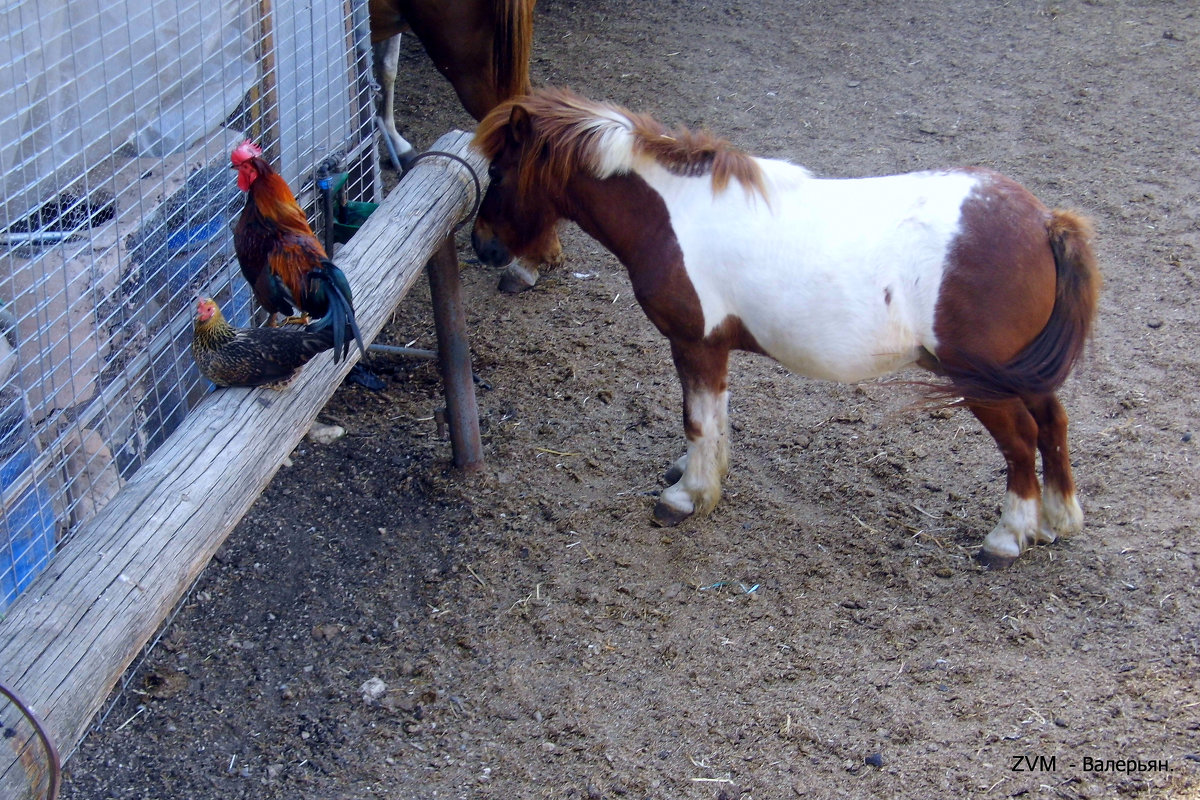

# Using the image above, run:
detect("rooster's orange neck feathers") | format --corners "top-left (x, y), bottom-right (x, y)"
top-left (245, 161), bottom-right (326, 256)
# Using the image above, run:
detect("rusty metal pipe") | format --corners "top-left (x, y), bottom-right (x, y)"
top-left (366, 344), bottom-right (437, 360)
top-left (424, 237), bottom-right (483, 471)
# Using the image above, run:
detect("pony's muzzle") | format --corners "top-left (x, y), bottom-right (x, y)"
top-left (471, 222), bottom-right (511, 267)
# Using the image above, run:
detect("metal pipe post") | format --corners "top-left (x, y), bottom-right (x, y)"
top-left (425, 237), bottom-right (483, 471)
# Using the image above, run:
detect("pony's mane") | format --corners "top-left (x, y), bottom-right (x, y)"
top-left (474, 87), bottom-right (767, 201)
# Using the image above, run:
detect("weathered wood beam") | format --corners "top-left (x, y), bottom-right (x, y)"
top-left (0, 129), bottom-right (487, 799)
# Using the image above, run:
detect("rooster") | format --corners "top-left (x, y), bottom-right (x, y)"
top-left (192, 298), bottom-right (338, 388)
top-left (231, 140), bottom-right (364, 362)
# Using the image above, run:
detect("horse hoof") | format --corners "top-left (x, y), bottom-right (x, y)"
top-left (397, 149), bottom-right (419, 171)
top-left (498, 262), bottom-right (539, 293)
top-left (663, 463), bottom-right (684, 485)
top-left (976, 548), bottom-right (1018, 570)
top-left (652, 500), bottom-right (692, 527)
top-left (388, 144), bottom-right (418, 173)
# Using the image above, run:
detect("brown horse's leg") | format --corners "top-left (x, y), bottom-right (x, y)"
top-left (1025, 394), bottom-right (1084, 540)
top-left (968, 399), bottom-right (1044, 568)
top-left (372, 35), bottom-right (416, 169)
top-left (653, 341), bottom-right (731, 526)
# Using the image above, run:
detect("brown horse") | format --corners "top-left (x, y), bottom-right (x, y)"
top-left (368, 0), bottom-right (535, 167)
top-left (471, 88), bottom-right (1101, 568)
top-left (368, 0), bottom-right (550, 290)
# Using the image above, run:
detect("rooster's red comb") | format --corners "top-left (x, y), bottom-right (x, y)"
top-left (231, 139), bottom-right (263, 166)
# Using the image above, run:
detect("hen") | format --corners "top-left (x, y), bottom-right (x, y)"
top-left (231, 140), bottom-right (364, 361)
top-left (192, 297), bottom-right (337, 388)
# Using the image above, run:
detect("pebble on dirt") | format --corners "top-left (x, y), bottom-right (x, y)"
top-left (306, 421), bottom-right (346, 444)
top-left (360, 676), bottom-right (387, 703)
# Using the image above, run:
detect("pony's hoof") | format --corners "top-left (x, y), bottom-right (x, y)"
top-left (498, 262), bottom-right (539, 293)
top-left (663, 454), bottom-right (688, 484)
top-left (652, 500), bottom-right (692, 527)
top-left (976, 548), bottom-right (1018, 570)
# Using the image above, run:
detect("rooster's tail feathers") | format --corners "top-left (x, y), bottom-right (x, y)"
top-left (308, 261), bottom-right (364, 362)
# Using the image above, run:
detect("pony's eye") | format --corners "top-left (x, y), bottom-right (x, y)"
top-left (487, 163), bottom-right (504, 183)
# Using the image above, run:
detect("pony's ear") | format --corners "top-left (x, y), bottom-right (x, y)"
top-left (508, 105), bottom-right (533, 144)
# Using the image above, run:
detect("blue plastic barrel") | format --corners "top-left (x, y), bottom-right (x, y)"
top-left (0, 390), bottom-right (58, 612)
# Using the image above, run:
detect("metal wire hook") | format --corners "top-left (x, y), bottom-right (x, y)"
top-left (0, 678), bottom-right (61, 800)
top-left (401, 150), bottom-right (483, 232)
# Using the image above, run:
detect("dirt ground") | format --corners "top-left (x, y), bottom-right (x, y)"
top-left (60, 1), bottom-right (1199, 798)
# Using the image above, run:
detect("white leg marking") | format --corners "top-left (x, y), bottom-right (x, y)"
top-left (982, 492), bottom-right (1041, 560)
top-left (1040, 487), bottom-right (1083, 541)
top-left (659, 389), bottom-right (729, 517)
top-left (374, 36), bottom-right (415, 167)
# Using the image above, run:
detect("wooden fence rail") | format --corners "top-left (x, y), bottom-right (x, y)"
top-left (0, 129), bottom-right (486, 799)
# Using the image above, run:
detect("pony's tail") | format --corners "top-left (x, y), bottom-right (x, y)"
top-left (935, 210), bottom-right (1101, 405)
top-left (493, 0), bottom-right (535, 101)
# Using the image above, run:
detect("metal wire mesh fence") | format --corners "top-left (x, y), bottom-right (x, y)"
top-left (0, 0), bottom-right (380, 612)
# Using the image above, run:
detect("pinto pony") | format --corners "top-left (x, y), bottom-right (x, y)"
top-left (472, 88), bottom-right (1100, 568)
